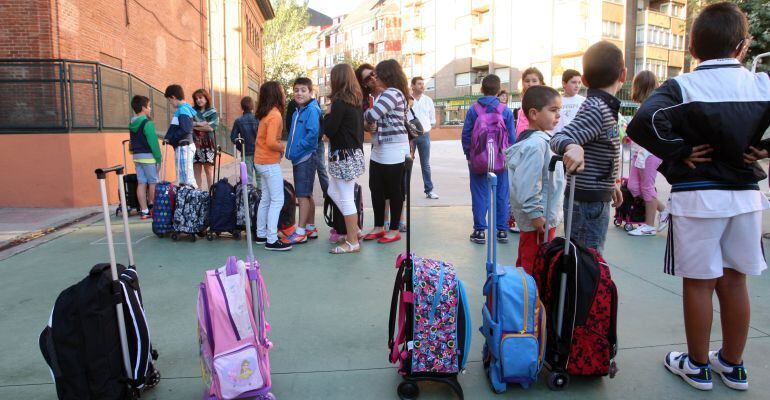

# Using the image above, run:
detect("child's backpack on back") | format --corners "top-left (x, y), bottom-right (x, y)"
top-left (470, 102), bottom-right (509, 174)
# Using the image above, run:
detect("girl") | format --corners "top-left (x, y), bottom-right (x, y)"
top-left (253, 81), bottom-right (291, 251)
top-left (361, 59), bottom-right (411, 244)
top-left (191, 89), bottom-right (219, 189)
top-left (324, 64), bottom-right (366, 254)
top-left (497, 90), bottom-right (509, 106)
top-left (515, 67), bottom-right (544, 137)
top-left (627, 71), bottom-right (669, 236)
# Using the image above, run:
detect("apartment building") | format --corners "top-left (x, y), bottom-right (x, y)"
top-left (628, 0), bottom-right (687, 79)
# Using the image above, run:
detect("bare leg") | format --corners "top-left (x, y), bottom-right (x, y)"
top-left (344, 213), bottom-right (360, 246)
top-left (307, 197), bottom-right (316, 226)
top-left (194, 164), bottom-right (203, 188)
top-left (715, 269), bottom-right (750, 365)
top-left (298, 198), bottom-right (312, 229)
top-left (644, 198), bottom-right (665, 226)
top-left (148, 183), bottom-right (156, 207)
top-left (204, 164), bottom-right (215, 188)
top-left (683, 277), bottom-right (718, 364)
top-left (137, 183), bottom-right (148, 211)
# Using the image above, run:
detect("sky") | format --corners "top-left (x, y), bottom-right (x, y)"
top-left (306, 0), bottom-right (359, 18)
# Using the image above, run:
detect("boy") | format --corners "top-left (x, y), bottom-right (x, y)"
top-left (506, 86), bottom-right (565, 273)
top-left (230, 96), bottom-right (260, 187)
top-left (283, 77), bottom-right (322, 244)
top-left (461, 74), bottom-right (516, 244)
top-left (129, 95), bottom-right (162, 219)
top-left (550, 41), bottom-right (626, 252)
top-left (554, 69), bottom-right (585, 133)
top-left (627, 2), bottom-right (770, 391)
top-left (163, 84), bottom-right (197, 188)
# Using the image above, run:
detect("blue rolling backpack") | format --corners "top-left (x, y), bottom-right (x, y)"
top-left (480, 167), bottom-right (546, 392)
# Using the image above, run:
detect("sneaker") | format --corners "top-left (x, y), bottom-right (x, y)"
top-left (306, 227), bottom-right (319, 239)
top-left (255, 236), bottom-right (267, 244)
top-left (265, 240), bottom-right (292, 251)
top-left (657, 210), bottom-right (670, 232)
top-left (139, 211), bottom-right (150, 220)
top-left (470, 230), bottom-right (486, 244)
top-left (628, 224), bottom-right (656, 236)
top-left (709, 350), bottom-right (748, 391)
top-left (281, 232), bottom-right (307, 245)
top-left (508, 216), bottom-right (520, 233)
top-left (664, 352), bottom-right (713, 391)
top-left (497, 230), bottom-right (508, 243)
top-left (426, 192), bottom-right (439, 200)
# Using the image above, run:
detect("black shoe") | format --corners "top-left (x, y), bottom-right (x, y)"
top-left (497, 230), bottom-right (509, 243)
top-left (470, 230), bottom-right (486, 244)
top-left (265, 240), bottom-right (292, 251)
top-left (255, 236), bottom-right (267, 244)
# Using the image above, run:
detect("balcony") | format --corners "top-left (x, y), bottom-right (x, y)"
top-left (472, 0), bottom-right (490, 13)
top-left (471, 24), bottom-right (490, 42)
top-left (402, 40), bottom-right (426, 55)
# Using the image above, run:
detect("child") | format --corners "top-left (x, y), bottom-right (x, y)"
top-left (253, 81), bottom-right (291, 251)
top-left (625, 71), bottom-right (669, 236)
top-left (514, 67), bottom-right (544, 137)
top-left (549, 41), bottom-right (626, 253)
top-left (129, 95), bottom-right (162, 219)
top-left (506, 86), bottom-right (564, 273)
top-left (461, 74), bottom-right (516, 244)
top-left (627, 2), bottom-right (770, 391)
top-left (230, 96), bottom-right (260, 187)
top-left (191, 88), bottom-right (219, 189)
top-left (163, 84), bottom-right (197, 188)
top-left (283, 77), bottom-right (322, 244)
top-left (554, 69), bottom-right (585, 133)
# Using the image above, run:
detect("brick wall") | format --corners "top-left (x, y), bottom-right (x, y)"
top-left (0, 0), bottom-right (55, 58)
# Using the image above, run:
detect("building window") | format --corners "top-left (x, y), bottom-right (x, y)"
top-left (661, 3), bottom-right (684, 18)
top-left (636, 59), bottom-right (668, 80)
top-left (455, 72), bottom-right (472, 87)
top-left (426, 77), bottom-right (435, 91)
top-left (377, 42), bottom-right (385, 53)
top-left (672, 34), bottom-right (685, 50)
top-left (645, 25), bottom-right (671, 47)
top-left (495, 67), bottom-right (510, 83)
top-left (602, 21), bottom-right (621, 39)
top-left (246, 13), bottom-right (260, 51)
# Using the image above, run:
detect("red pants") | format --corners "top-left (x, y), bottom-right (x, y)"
top-left (517, 228), bottom-right (556, 275)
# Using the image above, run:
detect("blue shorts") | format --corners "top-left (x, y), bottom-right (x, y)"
top-left (292, 157), bottom-right (316, 198)
top-left (134, 162), bottom-right (159, 184)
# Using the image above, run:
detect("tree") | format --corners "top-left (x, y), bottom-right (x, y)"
top-left (263, 0), bottom-right (310, 94)
top-left (685, 0), bottom-right (770, 72)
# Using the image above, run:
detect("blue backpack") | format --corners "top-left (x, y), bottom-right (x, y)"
top-left (208, 178), bottom-right (237, 234)
top-left (480, 173), bottom-right (546, 392)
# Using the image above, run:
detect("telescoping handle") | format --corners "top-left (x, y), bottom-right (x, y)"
top-left (94, 166), bottom-right (134, 386)
top-left (404, 155), bottom-right (414, 258)
top-left (486, 140), bottom-right (498, 275)
top-left (121, 140), bottom-right (130, 173)
top-left (160, 140), bottom-right (169, 182)
top-left (240, 161), bottom-right (255, 263)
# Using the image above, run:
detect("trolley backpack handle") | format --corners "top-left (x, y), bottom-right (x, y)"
top-left (752, 52), bottom-right (770, 73)
top-left (404, 155), bottom-right (414, 258)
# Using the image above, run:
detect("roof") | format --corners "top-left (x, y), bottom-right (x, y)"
top-left (308, 8), bottom-right (332, 27)
top-left (255, 0), bottom-right (275, 20)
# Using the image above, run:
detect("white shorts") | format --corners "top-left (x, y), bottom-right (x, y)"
top-left (175, 143), bottom-right (197, 188)
top-left (665, 211), bottom-right (766, 279)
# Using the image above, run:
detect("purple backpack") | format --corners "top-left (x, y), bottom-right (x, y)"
top-left (470, 102), bottom-right (509, 174)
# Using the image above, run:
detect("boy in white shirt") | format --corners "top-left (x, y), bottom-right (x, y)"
top-left (554, 69), bottom-right (585, 133)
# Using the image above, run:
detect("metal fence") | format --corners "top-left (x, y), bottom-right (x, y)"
top-left (0, 59), bottom-right (170, 135)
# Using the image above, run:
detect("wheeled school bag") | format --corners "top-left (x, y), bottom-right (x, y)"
top-left (388, 157), bottom-right (472, 400)
top-left (208, 148), bottom-right (240, 240)
top-left (117, 134), bottom-right (144, 216)
top-left (532, 156), bottom-right (619, 390)
top-left (153, 141), bottom-right (176, 237)
top-left (236, 182), bottom-right (260, 231)
top-left (198, 162), bottom-right (274, 400)
top-left (480, 165), bottom-right (546, 393)
top-left (249, 180), bottom-right (296, 240)
top-left (40, 166), bottom-right (160, 399)
top-left (613, 178), bottom-right (646, 231)
top-left (323, 183), bottom-right (364, 234)
top-left (172, 185), bottom-right (210, 242)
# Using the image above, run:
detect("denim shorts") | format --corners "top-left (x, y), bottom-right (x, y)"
top-left (134, 162), bottom-right (159, 184)
top-left (292, 157), bottom-right (316, 198)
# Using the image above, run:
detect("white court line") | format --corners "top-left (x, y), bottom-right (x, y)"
top-left (90, 234), bottom-right (153, 245)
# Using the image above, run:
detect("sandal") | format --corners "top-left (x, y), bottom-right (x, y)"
top-left (330, 241), bottom-right (361, 254)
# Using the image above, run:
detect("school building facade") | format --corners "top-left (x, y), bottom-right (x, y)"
top-left (0, 0), bottom-right (274, 208)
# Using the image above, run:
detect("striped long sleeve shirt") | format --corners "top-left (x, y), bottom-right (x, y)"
top-left (365, 87), bottom-right (410, 164)
top-left (550, 89), bottom-right (621, 202)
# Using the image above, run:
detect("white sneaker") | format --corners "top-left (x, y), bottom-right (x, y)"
top-left (426, 192), bottom-right (439, 199)
top-left (709, 350), bottom-right (748, 391)
top-left (628, 224), bottom-right (656, 236)
top-left (664, 352), bottom-right (713, 391)
top-left (657, 210), bottom-right (670, 232)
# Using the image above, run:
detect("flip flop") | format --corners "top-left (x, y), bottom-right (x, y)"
top-left (330, 241), bottom-right (361, 254)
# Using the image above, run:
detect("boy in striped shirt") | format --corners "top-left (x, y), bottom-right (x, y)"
top-left (550, 41), bottom-right (626, 252)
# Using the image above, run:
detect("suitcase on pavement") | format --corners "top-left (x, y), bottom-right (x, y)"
top-left (152, 142), bottom-right (175, 237)
top-left (388, 156), bottom-right (472, 400)
top-left (40, 165), bottom-right (160, 399)
top-left (172, 185), bottom-right (210, 242)
top-left (117, 138), bottom-right (142, 216)
top-left (480, 154), bottom-right (546, 393)
top-left (532, 156), bottom-right (619, 390)
top-left (207, 147), bottom-right (239, 240)
top-left (197, 162), bottom-right (274, 400)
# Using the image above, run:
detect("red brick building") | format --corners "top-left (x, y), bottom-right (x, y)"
top-left (0, 0), bottom-right (274, 207)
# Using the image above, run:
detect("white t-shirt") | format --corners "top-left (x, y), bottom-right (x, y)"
top-left (555, 94), bottom-right (585, 133)
top-left (410, 94), bottom-right (436, 134)
top-left (669, 190), bottom-right (770, 218)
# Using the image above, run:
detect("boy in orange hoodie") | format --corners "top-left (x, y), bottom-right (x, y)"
top-left (253, 82), bottom-right (291, 251)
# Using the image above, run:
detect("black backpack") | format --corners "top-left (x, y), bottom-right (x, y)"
top-left (323, 183), bottom-right (364, 234)
top-left (39, 264), bottom-right (159, 400)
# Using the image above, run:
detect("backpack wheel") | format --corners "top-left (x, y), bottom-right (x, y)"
top-left (547, 371), bottom-right (569, 391)
top-left (397, 381), bottom-right (419, 400)
top-left (171, 232), bottom-right (179, 241)
top-left (624, 223), bottom-right (634, 232)
top-left (207, 233), bottom-right (215, 241)
top-left (613, 219), bottom-right (622, 227)
top-left (190, 234), bottom-right (197, 242)
top-left (609, 360), bottom-right (618, 378)
top-left (233, 231), bottom-right (241, 240)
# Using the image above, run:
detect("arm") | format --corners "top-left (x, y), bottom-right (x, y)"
top-left (178, 114), bottom-right (194, 136)
top-left (144, 121), bottom-right (162, 163)
top-left (428, 97), bottom-right (436, 128)
top-left (461, 106), bottom-right (477, 160)
top-left (549, 103), bottom-right (604, 155)
top-left (322, 102), bottom-right (344, 139)
top-left (300, 108), bottom-right (321, 153)
top-left (504, 108), bottom-right (516, 145)
top-left (205, 110), bottom-right (219, 132)
top-left (364, 89), bottom-right (399, 123)
top-left (626, 79), bottom-right (691, 161)
top-left (230, 119), bottom-right (241, 144)
top-left (265, 113), bottom-right (285, 153)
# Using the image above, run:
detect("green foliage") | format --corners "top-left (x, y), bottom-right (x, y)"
top-left (264, 0), bottom-right (310, 94)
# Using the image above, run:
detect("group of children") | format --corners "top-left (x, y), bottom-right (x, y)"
top-left (462, 2), bottom-right (770, 392)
